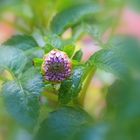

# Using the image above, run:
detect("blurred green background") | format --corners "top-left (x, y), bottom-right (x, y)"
top-left (0, 0), bottom-right (140, 140)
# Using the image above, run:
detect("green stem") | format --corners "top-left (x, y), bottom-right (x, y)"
top-left (79, 67), bottom-right (96, 106)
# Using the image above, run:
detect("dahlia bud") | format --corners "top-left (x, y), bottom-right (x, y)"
top-left (42, 49), bottom-right (72, 82)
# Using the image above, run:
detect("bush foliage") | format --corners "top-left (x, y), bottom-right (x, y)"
top-left (0, 0), bottom-right (140, 140)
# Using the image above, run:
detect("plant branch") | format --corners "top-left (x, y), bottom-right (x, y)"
top-left (79, 67), bottom-right (96, 106)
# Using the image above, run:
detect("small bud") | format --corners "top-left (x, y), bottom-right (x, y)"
top-left (42, 49), bottom-right (72, 82)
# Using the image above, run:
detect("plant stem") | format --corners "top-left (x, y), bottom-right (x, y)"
top-left (79, 67), bottom-right (96, 106)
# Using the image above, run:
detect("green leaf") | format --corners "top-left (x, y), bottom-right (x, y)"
top-left (63, 44), bottom-right (75, 57)
top-left (35, 107), bottom-right (92, 140)
top-left (51, 4), bottom-right (101, 35)
top-left (56, 0), bottom-right (97, 11)
top-left (106, 79), bottom-right (140, 140)
top-left (73, 49), bottom-right (83, 62)
top-left (44, 44), bottom-right (54, 53)
top-left (128, 0), bottom-right (140, 12)
top-left (0, 46), bottom-right (27, 75)
top-left (109, 36), bottom-right (140, 72)
top-left (0, 46), bottom-right (44, 128)
top-left (58, 66), bottom-right (85, 104)
top-left (72, 60), bottom-right (81, 66)
top-left (74, 123), bottom-right (110, 140)
top-left (72, 22), bottom-right (110, 43)
top-left (106, 80), bottom-right (129, 114)
top-left (33, 58), bottom-right (43, 67)
top-left (4, 35), bottom-right (38, 51)
top-left (3, 35), bottom-right (44, 68)
top-left (87, 49), bottom-right (130, 79)
top-left (107, 79), bottom-right (140, 116)
top-left (2, 68), bottom-right (44, 128)
top-left (44, 34), bottom-right (63, 50)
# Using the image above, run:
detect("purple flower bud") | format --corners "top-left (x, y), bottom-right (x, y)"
top-left (42, 49), bottom-right (72, 82)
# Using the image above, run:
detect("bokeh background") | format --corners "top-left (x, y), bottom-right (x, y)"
top-left (0, 0), bottom-right (140, 140)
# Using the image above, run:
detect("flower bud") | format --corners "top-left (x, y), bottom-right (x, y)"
top-left (42, 49), bottom-right (72, 82)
